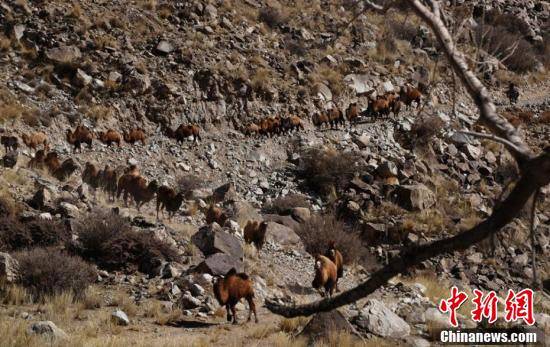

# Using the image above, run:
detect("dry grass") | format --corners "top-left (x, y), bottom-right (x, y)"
top-left (0, 89), bottom-right (27, 123)
top-left (309, 65), bottom-right (345, 97)
top-left (109, 291), bottom-right (138, 317)
top-left (82, 286), bottom-right (103, 310)
top-left (83, 104), bottom-right (115, 122)
top-left (0, 34), bottom-right (11, 52)
top-left (0, 281), bottom-right (31, 305)
top-left (138, 0), bottom-right (157, 11)
top-left (296, 213), bottom-right (364, 264)
top-left (279, 316), bottom-right (310, 333)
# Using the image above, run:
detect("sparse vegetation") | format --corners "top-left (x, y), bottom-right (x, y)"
top-left (0, 216), bottom-right (70, 252)
top-left (177, 174), bottom-right (204, 197)
top-left (71, 210), bottom-right (180, 274)
top-left (297, 148), bottom-right (364, 196)
top-left (296, 213), bottom-right (363, 264)
top-left (407, 115), bottom-right (444, 149)
top-left (15, 247), bottom-right (96, 299)
top-left (258, 7), bottom-right (287, 29)
top-left (264, 194), bottom-right (311, 214)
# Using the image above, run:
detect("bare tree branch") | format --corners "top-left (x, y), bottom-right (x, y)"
top-left (529, 189), bottom-right (541, 288)
top-left (265, 0), bottom-right (549, 318)
top-left (407, 0), bottom-right (533, 165)
top-left (266, 153), bottom-right (550, 317)
top-left (456, 131), bottom-right (525, 158)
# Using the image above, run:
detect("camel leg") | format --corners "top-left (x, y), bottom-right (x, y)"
top-left (230, 304), bottom-right (238, 324)
top-left (226, 304), bottom-right (232, 322)
top-left (246, 296), bottom-right (258, 323)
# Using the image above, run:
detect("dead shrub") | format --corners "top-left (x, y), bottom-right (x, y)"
top-left (177, 174), bottom-right (203, 197)
top-left (296, 213), bottom-right (363, 264)
top-left (297, 148), bottom-right (364, 196)
top-left (0, 217), bottom-right (69, 252)
top-left (387, 19), bottom-right (418, 42)
top-left (473, 24), bottom-right (538, 73)
top-left (85, 104), bottom-right (114, 122)
top-left (71, 210), bottom-right (180, 274)
top-left (406, 115), bottom-right (444, 149)
top-left (15, 247), bottom-right (96, 299)
top-left (258, 7), bottom-right (286, 29)
top-left (263, 194), bottom-right (311, 214)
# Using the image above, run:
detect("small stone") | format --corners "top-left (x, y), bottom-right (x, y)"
top-left (111, 309), bottom-right (130, 326)
top-left (28, 321), bottom-right (68, 340)
top-left (155, 40), bottom-right (174, 55)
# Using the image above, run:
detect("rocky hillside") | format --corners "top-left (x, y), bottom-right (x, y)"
top-left (0, 0), bottom-right (549, 346)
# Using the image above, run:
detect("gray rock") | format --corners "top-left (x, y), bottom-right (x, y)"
top-left (355, 299), bottom-right (410, 338)
top-left (111, 309), bottom-right (130, 326)
top-left (463, 144), bottom-right (481, 160)
top-left (299, 310), bottom-right (357, 342)
top-left (190, 283), bottom-right (205, 297)
top-left (405, 336), bottom-right (431, 347)
top-left (0, 252), bottom-right (19, 283)
top-left (75, 69), bottom-right (92, 86)
top-left (125, 72), bottom-right (151, 95)
top-left (353, 133), bottom-right (370, 149)
top-left (264, 222), bottom-right (302, 247)
top-left (196, 253), bottom-right (244, 276)
top-left (291, 207), bottom-right (311, 223)
top-left (314, 82), bottom-right (332, 101)
top-left (59, 202), bottom-right (79, 217)
top-left (191, 224), bottom-right (243, 259)
top-left (29, 186), bottom-right (56, 211)
top-left (156, 40), bottom-right (174, 54)
top-left (179, 294), bottom-right (202, 309)
top-left (28, 321), bottom-right (68, 340)
top-left (162, 262), bottom-right (185, 279)
top-left (230, 200), bottom-right (261, 226)
top-left (381, 80), bottom-right (394, 93)
top-left (377, 161), bottom-right (398, 178)
top-left (204, 4), bottom-right (217, 19)
top-left (425, 307), bottom-right (448, 328)
top-left (14, 81), bottom-right (34, 93)
top-left (393, 184), bottom-right (436, 211)
top-left (212, 182), bottom-right (238, 203)
top-left (46, 46), bottom-right (82, 64)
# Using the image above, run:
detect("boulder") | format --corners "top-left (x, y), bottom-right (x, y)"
top-left (196, 253), bottom-right (244, 276)
top-left (230, 200), bottom-right (261, 226)
top-left (299, 310), bottom-right (357, 342)
top-left (212, 182), bottom-right (238, 203)
top-left (125, 72), bottom-right (151, 94)
top-left (377, 161), bottom-right (398, 178)
top-left (263, 214), bottom-right (300, 231)
top-left (46, 46), bottom-right (81, 65)
top-left (191, 224), bottom-right (243, 259)
top-left (111, 309), bottom-right (130, 326)
top-left (291, 207), bottom-right (311, 223)
top-left (264, 222), bottom-right (302, 247)
top-left (29, 186), bottom-right (56, 211)
top-left (75, 69), bottom-right (92, 86)
top-left (0, 252), bottom-right (19, 283)
top-left (425, 307), bottom-right (448, 328)
top-left (355, 299), bottom-right (410, 338)
top-left (179, 293), bottom-right (202, 309)
top-left (27, 321), bottom-right (68, 340)
top-left (393, 184), bottom-right (435, 211)
top-left (353, 133), bottom-right (370, 149)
